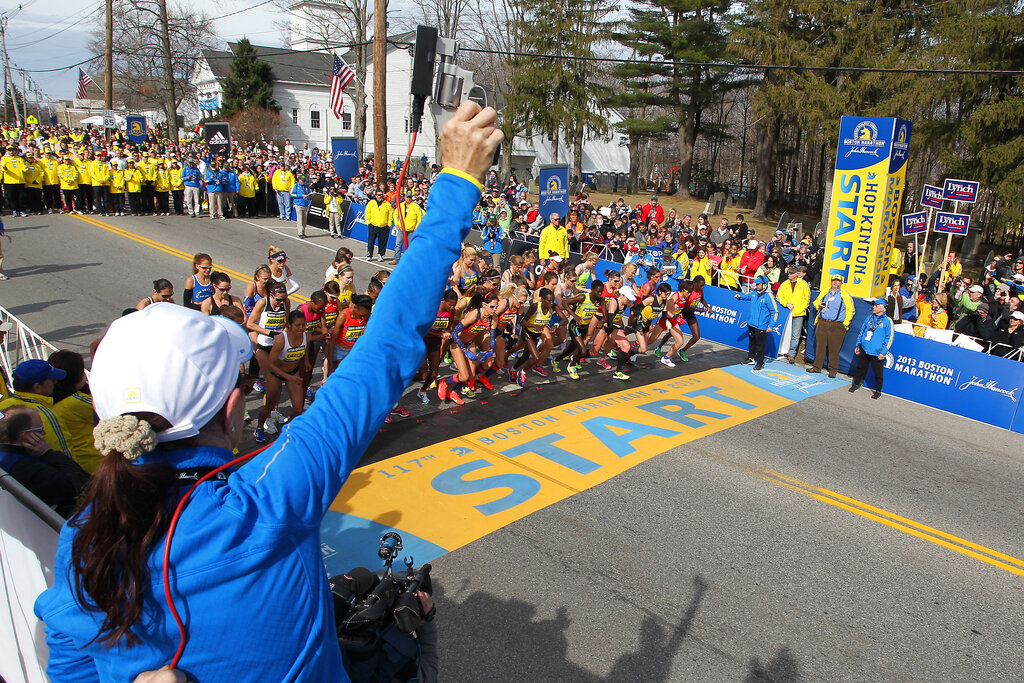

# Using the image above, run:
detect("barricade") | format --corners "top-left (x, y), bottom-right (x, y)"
top-left (0, 306), bottom-right (61, 389)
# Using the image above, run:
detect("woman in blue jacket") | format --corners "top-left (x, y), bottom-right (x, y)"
top-left (33, 102), bottom-right (503, 682)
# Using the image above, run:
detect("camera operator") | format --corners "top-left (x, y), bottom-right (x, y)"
top-left (33, 101), bottom-right (503, 682)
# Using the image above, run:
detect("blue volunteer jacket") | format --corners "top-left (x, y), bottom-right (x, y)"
top-left (856, 312), bottom-right (894, 356)
top-left (182, 166), bottom-right (201, 188)
top-left (224, 169), bottom-right (240, 194)
top-left (737, 280), bottom-right (780, 330)
top-left (33, 169), bottom-right (483, 682)
top-left (203, 168), bottom-right (222, 193)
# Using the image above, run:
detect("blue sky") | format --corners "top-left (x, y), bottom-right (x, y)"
top-left (0, 0), bottom-right (288, 101)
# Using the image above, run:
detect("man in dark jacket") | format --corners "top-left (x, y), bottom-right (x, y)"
top-left (0, 407), bottom-right (90, 517)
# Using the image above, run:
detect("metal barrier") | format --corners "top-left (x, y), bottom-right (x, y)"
top-left (0, 305), bottom-right (61, 388)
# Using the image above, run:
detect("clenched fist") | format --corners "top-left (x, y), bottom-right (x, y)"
top-left (439, 101), bottom-right (504, 185)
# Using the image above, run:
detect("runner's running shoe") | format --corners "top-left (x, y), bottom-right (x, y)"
top-left (532, 366), bottom-right (549, 377)
top-left (477, 375), bottom-right (494, 391)
top-left (612, 371), bottom-right (630, 380)
top-left (551, 360), bottom-right (562, 373)
top-left (597, 359), bottom-right (612, 371)
top-left (568, 366), bottom-right (579, 380)
top-left (437, 379), bottom-right (449, 401)
top-left (517, 370), bottom-right (526, 387)
top-left (390, 405), bottom-right (410, 417)
top-left (416, 389), bottom-right (429, 404)
top-left (448, 390), bottom-right (465, 405)
top-left (660, 356), bottom-right (676, 368)
top-left (263, 420), bottom-right (278, 435)
top-left (253, 427), bottom-right (266, 443)
top-left (680, 351), bottom-right (690, 362)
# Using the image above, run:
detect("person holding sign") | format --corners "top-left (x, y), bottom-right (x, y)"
top-left (849, 298), bottom-right (894, 399)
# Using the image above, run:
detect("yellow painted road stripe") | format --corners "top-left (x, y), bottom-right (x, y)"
top-left (752, 468), bottom-right (1024, 578)
top-left (70, 213), bottom-right (310, 303)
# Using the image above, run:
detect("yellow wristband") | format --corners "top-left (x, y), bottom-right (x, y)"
top-left (439, 168), bottom-right (483, 192)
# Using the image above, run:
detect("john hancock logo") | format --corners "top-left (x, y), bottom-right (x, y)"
top-left (843, 120), bottom-right (886, 158)
top-left (958, 376), bottom-right (1019, 402)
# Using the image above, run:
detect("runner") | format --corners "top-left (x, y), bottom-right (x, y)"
top-left (200, 272), bottom-right (243, 316)
top-left (268, 245), bottom-right (300, 295)
top-left (602, 286), bottom-right (637, 380)
top-left (437, 292), bottom-right (499, 404)
top-left (417, 290), bottom-right (458, 403)
top-left (322, 280), bottom-right (342, 376)
top-left (254, 310), bottom-right (310, 443)
top-left (135, 278), bottom-right (175, 310)
top-left (182, 252), bottom-right (213, 311)
top-left (511, 287), bottom-right (556, 387)
top-left (242, 265), bottom-right (272, 321)
top-left (662, 276), bottom-right (709, 365)
top-left (554, 279), bottom-right (604, 379)
top-left (451, 246), bottom-right (480, 298)
top-left (325, 247), bottom-right (353, 283)
top-left (247, 281), bottom-right (290, 402)
top-left (331, 294), bottom-right (373, 370)
top-left (494, 282), bottom-right (527, 380)
top-left (297, 290), bottom-right (328, 398)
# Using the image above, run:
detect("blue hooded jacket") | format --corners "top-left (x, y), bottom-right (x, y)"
top-left (34, 169), bottom-right (482, 682)
top-left (737, 275), bottom-right (780, 330)
top-left (203, 167), bottom-right (222, 193)
top-left (856, 305), bottom-right (894, 356)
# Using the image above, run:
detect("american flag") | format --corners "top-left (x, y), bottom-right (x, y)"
top-left (76, 69), bottom-right (93, 99)
top-left (329, 54), bottom-right (354, 119)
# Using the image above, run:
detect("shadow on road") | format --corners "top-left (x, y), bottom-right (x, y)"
top-left (437, 575), bottom-right (724, 681)
top-left (4, 299), bottom-right (72, 317)
top-left (6, 263), bottom-right (102, 278)
top-left (35, 322), bottom-right (109, 348)
top-left (744, 646), bottom-right (800, 682)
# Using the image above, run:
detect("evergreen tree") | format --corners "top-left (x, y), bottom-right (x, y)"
top-left (220, 38), bottom-right (279, 118)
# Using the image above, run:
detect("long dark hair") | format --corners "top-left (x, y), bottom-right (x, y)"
top-left (48, 350), bottom-right (87, 403)
top-left (69, 412), bottom-right (177, 647)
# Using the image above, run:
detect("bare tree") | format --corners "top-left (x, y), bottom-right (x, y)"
top-left (405, 0), bottom-right (473, 40)
top-left (280, 0), bottom-right (374, 161)
top-left (90, 1), bottom-right (214, 137)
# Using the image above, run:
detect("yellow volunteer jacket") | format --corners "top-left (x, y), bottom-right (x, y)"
top-left (57, 163), bottom-right (79, 190)
top-left (238, 173), bottom-right (256, 198)
top-left (109, 168), bottom-right (126, 194)
top-left (364, 198), bottom-right (393, 227)
top-left (88, 159), bottom-right (110, 186)
top-left (812, 287), bottom-right (856, 329)
top-left (689, 256), bottom-right (714, 283)
top-left (51, 392), bottom-right (103, 473)
top-left (0, 391), bottom-right (71, 455)
top-left (144, 158), bottom-right (159, 182)
top-left (538, 224), bottom-right (569, 260)
top-left (42, 158), bottom-right (60, 185)
top-left (125, 168), bottom-right (143, 193)
top-left (1, 154), bottom-right (26, 184)
top-left (154, 167), bottom-right (169, 192)
top-left (74, 158), bottom-right (91, 185)
top-left (392, 200), bottom-right (423, 232)
top-left (776, 276), bottom-right (811, 317)
top-left (24, 161), bottom-right (44, 189)
top-left (719, 254), bottom-right (742, 289)
top-left (271, 168), bottom-right (295, 192)
top-left (169, 167), bottom-right (184, 190)
top-left (888, 248), bottom-right (905, 277)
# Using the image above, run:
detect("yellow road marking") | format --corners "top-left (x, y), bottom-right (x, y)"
top-left (70, 213), bottom-right (309, 303)
top-left (751, 468), bottom-right (1024, 578)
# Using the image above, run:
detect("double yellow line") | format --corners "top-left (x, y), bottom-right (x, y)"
top-left (753, 468), bottom-right (1024, 578)
top-left (70, 213), bottom-right (309, 303)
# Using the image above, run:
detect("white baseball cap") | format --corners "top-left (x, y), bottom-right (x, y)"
top-left (747, 240), bottom-right (758, 249)
top-left (1012, 311), bottom-right (1024, 321)
top-left (91, 303), bottom-right (254, 442)
top-left (619, 285), bottom-right (637, 303)
top-left (968, 285), bottom-right (984, 293)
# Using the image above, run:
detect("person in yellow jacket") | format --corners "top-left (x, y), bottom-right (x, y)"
top-left (109, 164), bottom-right (126, 216)
top-left (124, 160), bottom-right (143, 215)
top-left (807, 274), bottom-right (855, 377)
top-left (671, 246), bottom-right (690, 283)
top-left (41, 150), bottom-right (60, 213)
top-left (57, 155), bottom-right (80, 212)
top-left (538, 213), bottom-right (569, 264)
top-left (237, 167), bottom-right (256, 217)
top-left (688, 247), bottom-right (714, 283)
top-left (140, 155), bottom-right (158, 214)
top-left (74, 152), bottom-right (93, 213)
top-left (388, 192), bottom-right (424, 264)
top-left (47, 351), bottom-right (104, 474)
top-left (1, 145), bottom-right (27, 215)
top-left (719, 246), bottom-right (743, 290)
top-left (364, 186), bottom-right (393, 261)
top-left (88, 153), bottom-right (111, 215)
top-left (887, 244), bottom-right (905, 279)
top-left (154, 164), bottom-right (170, 214)
top-left (0, 359), bottom-right (72, 456)
top-left (23, 152), bottom-right (44, 214)
top-left (169, 161), bottom-right (185, 215)
top-left (271, 165), bottom-right (296, 220)
top-left (777, 266), bottom-right (812, 363)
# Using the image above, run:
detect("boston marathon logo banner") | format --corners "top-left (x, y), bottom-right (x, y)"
top-left (821, 117), bottom-right (912, 298)
top-left (538, 163), bottom-right (569, 221)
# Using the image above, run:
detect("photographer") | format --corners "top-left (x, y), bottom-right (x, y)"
top-left (33, 101), bottom-right (503, 682)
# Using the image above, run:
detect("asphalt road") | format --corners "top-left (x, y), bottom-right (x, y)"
top-left (4, 212), bottom-right (1024, 680)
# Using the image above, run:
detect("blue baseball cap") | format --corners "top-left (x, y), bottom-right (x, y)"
top-left (13, 359), bottom-right (66, 384)
top-left (873, 298), bottom-right (887, 307)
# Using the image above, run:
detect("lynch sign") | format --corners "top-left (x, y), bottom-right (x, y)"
top-left (934, 211), bottom-right (970, 235)
top-left (942, 178), bottom-right (979, 204)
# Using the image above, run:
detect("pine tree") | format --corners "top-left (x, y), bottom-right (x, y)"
top-left (220, 38), bottom-right (279, 118)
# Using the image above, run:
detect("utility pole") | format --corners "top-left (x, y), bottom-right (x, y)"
top-left (372, 0), bottom-right (386, 187)
top-left (0, 16), bottom-right (18, 125)
top-left (156, 0), bottom-right (178, 142)
top-left (105, 0), bottom-right (113, 112)
top-left (20, 69), bottom-right (27, 124)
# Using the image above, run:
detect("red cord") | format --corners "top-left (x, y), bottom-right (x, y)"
top-left (394, 130), bottom-right (418, 249)
top-left (163, 443), bottom-right (270, 669)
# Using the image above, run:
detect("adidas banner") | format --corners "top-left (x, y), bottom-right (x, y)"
top-left (204, 122), bottom-right (232, 158)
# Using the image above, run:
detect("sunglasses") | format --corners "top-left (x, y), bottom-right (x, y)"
top-left (273, 256), bottom-right (287, 263)
top-left (199, 265), bottom-right (213, 271)
top-left (21, 426), bottom-right (44, 435)
top-left (217, 286), bottom-right (231, 292)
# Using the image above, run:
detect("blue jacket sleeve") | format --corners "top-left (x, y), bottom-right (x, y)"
top-left (227, 171), bottom-right (481, 528)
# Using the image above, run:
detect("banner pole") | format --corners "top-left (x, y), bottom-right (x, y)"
top-left (939, 200), bottom-right (958, 290)
top-left (920, 206), bottom-right (932, 282)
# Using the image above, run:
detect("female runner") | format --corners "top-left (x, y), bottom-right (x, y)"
top-left (254, 310), bottom-right (310, 443)
top-left (247, 281), bottom-right (290, 401)
top-left (297, 290), bottom-right (328, 397)
top-left (182, 252), bottom-right (213, 311)
top-left (268, 245), bottom-right (300, 295)
top-left (336, 265), bottom-right (356, 311)
top-left (501, 254), bottom-right (526, 285)
top-left (494, 282), bottom-right (527, 379)
top-left (636, 282), bottom-right (673, 359)
top-left (521, 249), bottom-right (538, 291)
top-left (510, 287), bottom-right (556, 387)
top-left (200, 272), bottom-right (243, 316)
top-left (553, 278), bottom-right (604, 380)
top-left (600, 286), bottom-right (637, 380)
top-left (325, 247), bottom-right (353, 283)
top-left (136, 278), bottom-right (174, 310)
top-left (417, 290), bottom-right (458, 403)
top-left (592, 270), bottom-right (623, 369)
top-left (451, 245), bottom-right (480, 297)
top-left (331, 294), bottom-right (373, 371)
top-left (242, 265), bottom-right (272, 321)
top-left (322, 280), bottom-right (342, 376)
top-left (437, 292), bottom-right (499, 405)
top-left (663, 276), bottom-right (709, 364)
top-left (574, 252), bottom-right (599, 289)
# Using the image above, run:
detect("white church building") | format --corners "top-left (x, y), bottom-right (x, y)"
top-left (185, 0), bottom-right (629, 178)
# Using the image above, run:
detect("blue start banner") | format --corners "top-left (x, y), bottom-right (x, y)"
top-left (125, 116), bottom-right (147, 144)
top-left (538, 164), bottom-right (569, 222)
top-left (695, 285), bottom-right (791, 359)
top-left (331, 138), bottom-right (359, 180)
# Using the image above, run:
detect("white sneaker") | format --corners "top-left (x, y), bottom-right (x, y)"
top-left (416, 389), bottom-right (429, 404)
top-left (270, 410), bottom-right (287, 424)
top-left (376, 255), bottom-right (384, 262)
top-left (660, 356), bottom-right (675, 368)
top-left (263, 420), bottom-right (278, 435)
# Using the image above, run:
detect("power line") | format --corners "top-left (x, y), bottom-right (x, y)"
top-left (207, 0), bottom-right (277, 22)
top-left (6, 2), bottom-right (101, 41)
top-left (8, 5), bottom-right (103, 50)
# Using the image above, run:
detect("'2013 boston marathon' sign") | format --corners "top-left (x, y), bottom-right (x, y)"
top-left (821, 117), bottom-right (912, 299)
